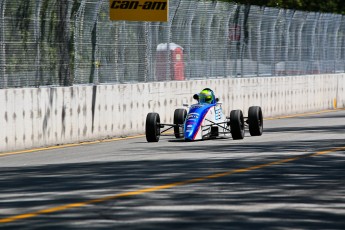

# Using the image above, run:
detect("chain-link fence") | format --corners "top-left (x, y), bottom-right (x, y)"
top-left (0, 0), bottom-right (345, 88)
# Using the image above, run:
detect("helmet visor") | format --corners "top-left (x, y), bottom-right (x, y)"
top-left (199, 93), bottom-right (213, 104)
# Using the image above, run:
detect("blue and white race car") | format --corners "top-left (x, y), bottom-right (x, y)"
top-left (145, 88), bottom-right (263, 142)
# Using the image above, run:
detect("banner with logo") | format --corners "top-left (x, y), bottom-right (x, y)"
top-left (109, 0), bottom-right (168, 22)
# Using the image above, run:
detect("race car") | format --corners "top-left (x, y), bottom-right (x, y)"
top-left (145, 88), bottom-right (263, 142)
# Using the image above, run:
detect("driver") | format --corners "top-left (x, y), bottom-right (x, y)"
top-left (198, 88), bottom-right (216, 104)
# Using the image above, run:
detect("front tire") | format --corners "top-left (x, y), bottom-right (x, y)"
top-left (174, 109), bottom-right (187, 138)
top-left (146, 113), bottom-right (161, 142)
top-left (248, 106), bottom-right (263, 136)
top-left (230, 110), bottom-right (245, 140)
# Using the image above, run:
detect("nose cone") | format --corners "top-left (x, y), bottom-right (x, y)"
top-left (184, 127), bottom-right (195, 141)
top-left (184, 119), bottom-right (197, 141)
top-left (183, 103), bottom-right (213, 141)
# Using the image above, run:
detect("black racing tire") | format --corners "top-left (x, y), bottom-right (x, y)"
top-left (230, 110), bottom-right (245, 140)
top-left (174, 109), bottom-right (187, 138)
top-left (145, 112), bottom-right (161, 142)
top-left (248, 106), bottom-right (263, 136)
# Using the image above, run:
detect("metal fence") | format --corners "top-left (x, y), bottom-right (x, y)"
top-left (0, 0), bottom-right (345, 88)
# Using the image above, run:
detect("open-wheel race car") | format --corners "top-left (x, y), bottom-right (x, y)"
top-left (145, 88), bottom-right (263, 142)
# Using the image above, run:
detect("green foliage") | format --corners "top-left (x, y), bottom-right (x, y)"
top-left (15, 0), bottom-right (32, 49)
top-left (219, 0), bottom-right (345, 14)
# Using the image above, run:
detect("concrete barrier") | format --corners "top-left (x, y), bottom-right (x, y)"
top-left (1, 74), bottom-right (344, 153)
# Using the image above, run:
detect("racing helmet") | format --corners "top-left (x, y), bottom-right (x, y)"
top-left (199, 88), bottom-right (215, 104)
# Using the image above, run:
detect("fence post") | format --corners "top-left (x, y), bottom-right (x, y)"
top-left (0, 0), bottom-right (7, 88)
top-left (74, 0), bottom-right (86, 85)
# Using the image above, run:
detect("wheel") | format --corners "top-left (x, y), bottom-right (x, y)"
top-left (248, 106), bottom-right (263, 136)
top-left (230, 110), bottom-right (245, 140)
top-left (146, 112), bottom-right (161, 142)
top-left (174, 109), bottom-right (187, 138)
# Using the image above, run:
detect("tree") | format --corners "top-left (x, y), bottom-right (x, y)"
top-left (219, 0), bottom-right (345, 14)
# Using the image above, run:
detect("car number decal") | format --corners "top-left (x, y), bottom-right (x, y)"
top-left (215, 107), bottom-right (222, 120)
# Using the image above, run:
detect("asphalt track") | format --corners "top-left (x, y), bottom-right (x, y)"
top-left (0, 109), bottom-right (344, 229)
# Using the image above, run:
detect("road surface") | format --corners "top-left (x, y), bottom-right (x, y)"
top-left (1, 110), bottom-right (344, 229)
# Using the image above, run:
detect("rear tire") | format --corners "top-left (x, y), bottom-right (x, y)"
top-left (230, 110), bottom-right (245, 140)
top-left (248, 106), bottom-right (263, 136)
top-left (146, 113), bottom-right (161, 142)
top-left (174, 109), bottom-right (187, 138)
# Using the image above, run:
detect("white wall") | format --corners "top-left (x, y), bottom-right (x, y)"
top-left (1, 74), bottom-right (344, 152)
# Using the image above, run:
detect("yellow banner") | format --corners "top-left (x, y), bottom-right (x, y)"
top-left (109, 0), bottom-right (168, 22)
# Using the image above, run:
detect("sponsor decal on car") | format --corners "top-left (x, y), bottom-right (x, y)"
top-left (187, 113), bottom-right (199, 120)
top-left (190, 104), bottom-right (203, 109)
top-left (185, 121), bottom-right (195, 132)
top-left (215, 107), bottom-right (222, 120)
